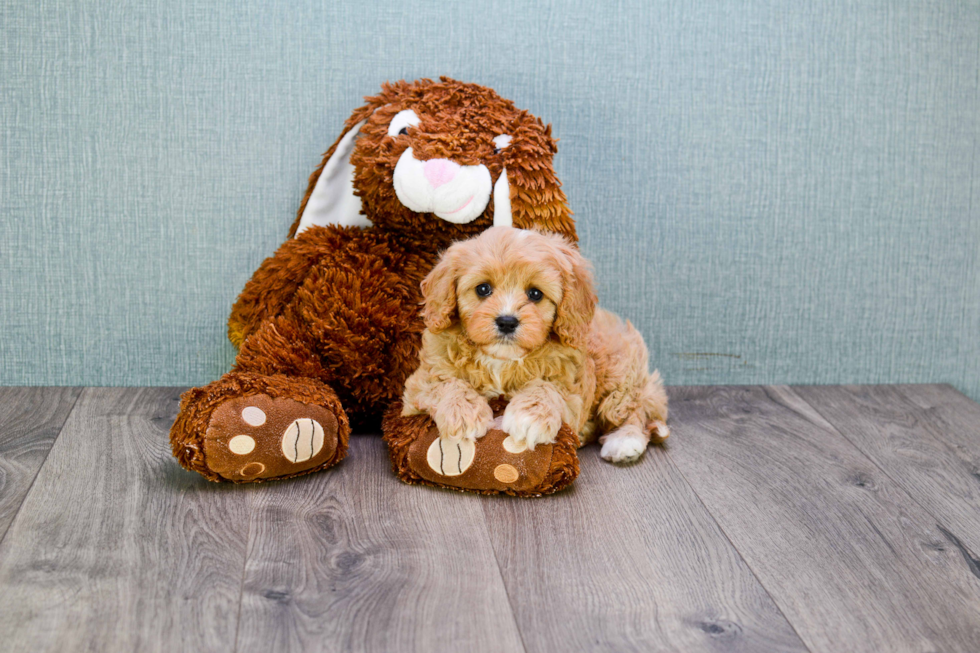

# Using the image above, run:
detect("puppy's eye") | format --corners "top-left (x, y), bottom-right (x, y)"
top-left (527, 287), bottom-right (543, 302)
top-left (398, 127), bottom-right (409, 136)
top-left (475, 283), bottom-right (493, 298)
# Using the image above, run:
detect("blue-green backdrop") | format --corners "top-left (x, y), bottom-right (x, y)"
top-left (2, 1), bottom-right (979, 400)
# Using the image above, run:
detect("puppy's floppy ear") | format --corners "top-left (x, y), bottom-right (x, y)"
top-left (508, 118), bottom-right (577, 242)
top-left (552, 239), bottom-right (597, 349)
top-left (289, 102), bottom-right (379, 238)
top-left (420, 248), bottom-right (459, 333)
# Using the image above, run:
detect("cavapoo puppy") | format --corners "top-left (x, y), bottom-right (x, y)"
top-left (401, 226), bottom-right (669, 463)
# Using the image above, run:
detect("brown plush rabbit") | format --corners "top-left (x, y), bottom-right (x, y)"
top-left (170, 77), bottom-right (578, 484)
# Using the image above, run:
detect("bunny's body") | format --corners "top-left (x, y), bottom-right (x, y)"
top-left (170, 79), bottom-right (576, 482)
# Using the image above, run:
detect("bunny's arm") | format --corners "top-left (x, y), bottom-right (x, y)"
top-left (227, 225), bottom-right (356, 348)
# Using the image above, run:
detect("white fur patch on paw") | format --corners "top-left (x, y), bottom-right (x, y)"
top-left (600, 426), bottom-right (649, 464)
top-left (435, 398), bottom-right (494, 441)
top-left (501, 435), bottom-right (528, 453)
top-left (501, 405), bottom-right (559, 450)
top-left (491, 416), bottom-right (530, 452)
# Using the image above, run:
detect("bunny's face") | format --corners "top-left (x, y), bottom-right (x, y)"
top-left (291, 78), bottom-right (576, 245)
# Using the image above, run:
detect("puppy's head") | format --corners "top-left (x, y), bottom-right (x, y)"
top-left (422, 226), bottom-right (596, 359)
top-left (290, 78), bottom-right (576, 245)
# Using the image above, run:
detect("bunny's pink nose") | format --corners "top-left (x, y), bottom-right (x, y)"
top-left (423, 159), bottom-right (459, 189)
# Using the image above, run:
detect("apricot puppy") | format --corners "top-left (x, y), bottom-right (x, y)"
top-left (402, 226), bottom-right (669, 463)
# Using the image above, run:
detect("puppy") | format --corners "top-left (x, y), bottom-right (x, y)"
top-left (401, 226), bottom-right (669, 463)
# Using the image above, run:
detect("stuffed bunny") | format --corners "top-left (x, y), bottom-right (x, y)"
top-left (170, 77), bottom-right (577, 483)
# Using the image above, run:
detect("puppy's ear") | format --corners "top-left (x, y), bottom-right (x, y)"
top-left (289, 101), bottom-right (379, 238)
top-left (420, 249), bottom-right (458, 333)
top-left (508, 119), bottom-right (577, 242)
top-left (552, 240), bottom-right (596, 349)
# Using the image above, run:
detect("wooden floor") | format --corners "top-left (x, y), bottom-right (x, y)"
top-left (0, 385), bottom-right (979, 652)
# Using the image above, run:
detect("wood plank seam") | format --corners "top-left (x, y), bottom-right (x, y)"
top-left (936, 526), bottom-right (980, 580)
top-left (232, 495), bottom-right (256, 653)
top-left (790, 384), bottom-right (980, 582)
top-left (0, 387), bottom-right (82, 547)
top-left (792, 385), bottom-right (978, 542)
top-left (231, 436), bottom-right (526, 653)
top-left (789, 384), bottom-right (980, 566)
top-left (665, 384), bottom-right (980, 652)
top-left (481, 435), bottom-right (811, 652)
top-left (891, 384), bottom-right (980, 478)
top-left (478, 508), bottom-right (529, 653)
top-left (0, 387), bottom-right (253, 651)
top-left (659, 444), bottom-right (813, 652)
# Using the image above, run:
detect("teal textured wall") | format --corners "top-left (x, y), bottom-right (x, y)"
top-left (2, 1), bottom-right (979, 399)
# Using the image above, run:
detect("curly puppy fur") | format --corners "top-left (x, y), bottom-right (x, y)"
top-left (171, 78), bottom-right (577, 481)
top-left (402, 226), bottom-right (669, 464)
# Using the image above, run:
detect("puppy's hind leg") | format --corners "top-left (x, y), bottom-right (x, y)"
top-left (598, 370), bottom-right (669, 464)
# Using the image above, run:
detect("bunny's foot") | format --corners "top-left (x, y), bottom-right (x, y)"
top-left (171, 372), bottom-right (349, 482)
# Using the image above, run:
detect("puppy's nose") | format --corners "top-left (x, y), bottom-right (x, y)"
top-left (495, 315), bottom-right (520, 334)
top-left (423, 158), bottom-right (459, 189)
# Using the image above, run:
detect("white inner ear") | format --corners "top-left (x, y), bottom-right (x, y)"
top-left (296, 119), bottom-right (370, 236)
top-left (492, 168), bottom-right (512, 227)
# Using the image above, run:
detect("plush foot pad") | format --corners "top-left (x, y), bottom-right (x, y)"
top-left (204, 394), bottom-right (340, 482)
top-left (383, 400), bottom-right (579, 497)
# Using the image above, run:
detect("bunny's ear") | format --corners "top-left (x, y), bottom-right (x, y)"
top-left (509, 122), bottom-right (578, 242)
top-left (289, 104), bottom-right (376, 238)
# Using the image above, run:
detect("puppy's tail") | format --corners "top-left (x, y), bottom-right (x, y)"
top-left (639, 370), bottom-right (670, 444)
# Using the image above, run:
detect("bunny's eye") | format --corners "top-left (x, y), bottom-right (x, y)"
top-left (388, 109), bottom-right (420, 137)
top-left (493, 134), bottom-right (512, 154)
top-left (475, 283), bottom-right (493, 298)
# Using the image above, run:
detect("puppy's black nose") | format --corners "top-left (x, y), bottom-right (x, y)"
top-left (495, 315), bottom-right (520, 334)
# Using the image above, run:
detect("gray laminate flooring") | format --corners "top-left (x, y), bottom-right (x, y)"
top-left (0, 385), bottom-right (978, 652)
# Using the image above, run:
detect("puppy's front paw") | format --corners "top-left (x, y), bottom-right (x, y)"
top-left (434, 395), bottom-right (494, 441)
top-left (599, 425), bottom-right (648, 464)
top-left (501, 400), bottom-right (562, 451)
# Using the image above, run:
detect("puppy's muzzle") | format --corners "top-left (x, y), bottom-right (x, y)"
top-left (495, 315), bottom-right (520, 336)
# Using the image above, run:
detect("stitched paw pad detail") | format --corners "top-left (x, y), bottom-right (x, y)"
top-left (204, 395), bottom-right (339, 481)
top-left (426, 437), bottom-right (476, 476)
top-left (281, 418), bottom-right (325, 463)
